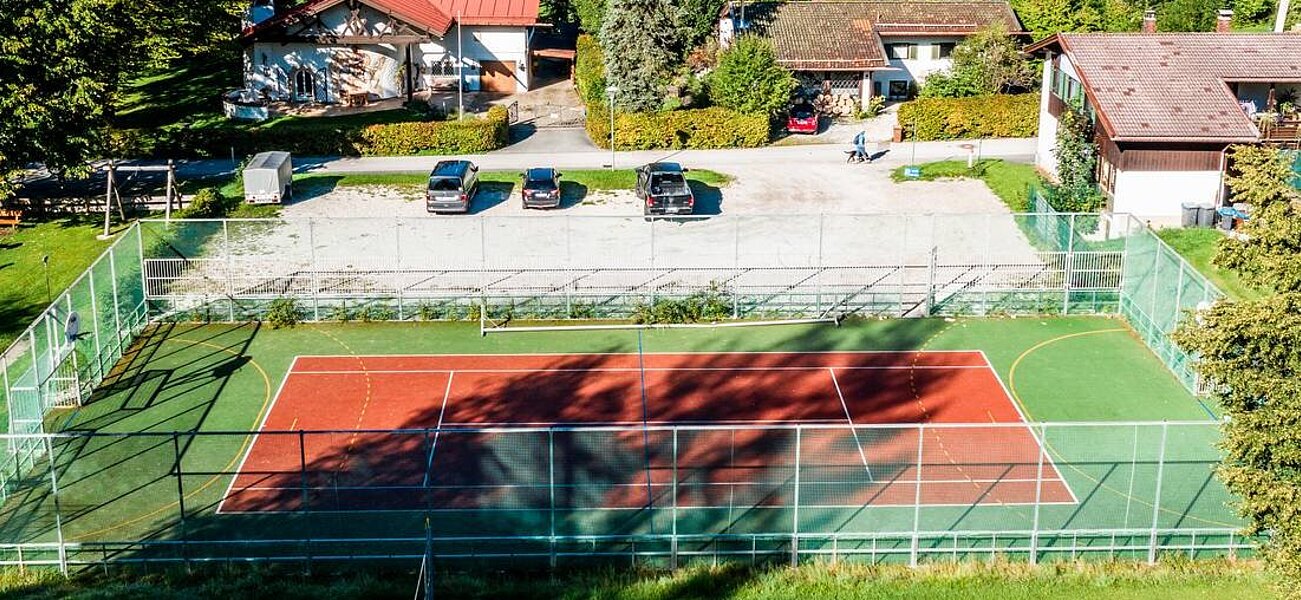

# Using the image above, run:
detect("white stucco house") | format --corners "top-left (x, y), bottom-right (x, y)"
top-left (718, 0), bottom-right (1025, 112)
top-left (239, 0), bottom-right (543, 104)
top-left (1027, 13), bottom-right (1301, 223)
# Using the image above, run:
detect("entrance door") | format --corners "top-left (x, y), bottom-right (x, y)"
top-left (480, 61), bottom-right (517, 93)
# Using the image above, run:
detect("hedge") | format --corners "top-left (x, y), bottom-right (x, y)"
top-left (576, 34), bottom-right (768, 149)
top-left (897, 94), bottom-right (1040, 141)
top-left (109, 106), bottom-right (509, 157)
top-left (586, 105), bottom-right (769, 150)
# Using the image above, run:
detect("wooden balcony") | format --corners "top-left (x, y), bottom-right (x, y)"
top-left (1259, 116), bottom-right (1301, 146)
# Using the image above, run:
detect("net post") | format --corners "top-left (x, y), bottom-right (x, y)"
top-left (790, 424), bottom-right (802, 567)
top-left (671, 427), bottom-right (679, 570)
top-left (1029, 423), bottom-right (1047, 565)
top-left (172, 431), bottom-right (190, 571)
top-left (548, 428), bottom-right (557, 569)
top-left (1147, 421), bottom-right (1170, 564)
top-left (911, 423), bottom-right (925, 567)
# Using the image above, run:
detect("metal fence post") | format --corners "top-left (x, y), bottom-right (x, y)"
top-left (1063, 214), bottom-right (1076, 315)
top-left (173, 432), bottom-right (189, 570)
top-left (1149, 242), bottom-right (1162, 329)
top-left (911, 424), bottom-right (925, 567)
top-left (44, 437), bottom-right (68, 576)
top-left (108, 250), bottom-right (123, 351)
top-left (671, 428), bottom-right (679, 569)
top-left (1148, 421), bottom-right (1170, 564)
top-left (87, 269), bottom-right (103, 381)
top-left (1029, 423), bottom-right (1048, 565)
top-left (898, 216), bottom-right (908, 316)
top-left (791, 425), bottom-right (802, 566)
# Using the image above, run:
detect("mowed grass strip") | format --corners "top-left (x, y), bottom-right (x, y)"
top-left (1155, 228), bottom-right (1267, 302)
top-left (0, 559), bottom-right (1275, 599)
top-left (891, 159), bottom-right (1044, 212)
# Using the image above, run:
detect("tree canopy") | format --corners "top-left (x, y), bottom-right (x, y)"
top-left (600, 0), bottom-right (683, 112)
top-left (920, 25), bottom-right (1036, 98)
top-left (708, 35), bottom-right (796, 117)
top-left (1174, 145), bottom-right (1301, 597)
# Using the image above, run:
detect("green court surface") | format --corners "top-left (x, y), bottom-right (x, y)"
top-left (0, 316), bottom-right (1241, 566)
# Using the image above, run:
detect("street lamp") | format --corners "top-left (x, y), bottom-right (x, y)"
top-left (606, 85), bottom-right (620, 170)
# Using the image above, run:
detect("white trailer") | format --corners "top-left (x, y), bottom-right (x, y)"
top-left (243, 151), bottom-right (293, 204)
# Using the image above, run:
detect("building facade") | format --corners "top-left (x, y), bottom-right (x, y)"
top-left (240, 0), bottom-right (542, 104)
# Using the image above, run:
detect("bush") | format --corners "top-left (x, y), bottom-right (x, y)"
top-left (897, 94), bottom-right (1040, 140)
top-left (360, 106), bottom-right (508, 155)
top-left (586, 105), bottom-right (768, 149)
top-left (709, 35), bottom-right (796, 117)
top-left (633, 285), bottom-right (733, 324)
top-left (264, 298), bottom-right (303, 329)
top-left (178, 187), bottom-right (230, 218)
top-left (575, 34), bottom-right (608, 106)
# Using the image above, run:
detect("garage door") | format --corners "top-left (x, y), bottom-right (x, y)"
top-left (480, 61), bottom-right (516, 93)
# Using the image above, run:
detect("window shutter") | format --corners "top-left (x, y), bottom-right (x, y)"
top-left (908, 44), bottom-right (918, 60)
top-left (932, 45), bottom-right (941, 60)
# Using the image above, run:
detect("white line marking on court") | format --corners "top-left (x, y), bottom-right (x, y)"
top-left (977, 349), bottom-right (1081, 505)
top-left (216, 355), bottom-right (300, 515)
top-left (233, 475), bottom-right (1072, 492)
top-left (422, 371), bottom-right (454, 488)
top-left (288, 365), bottom-right (991, 375)
top-left (303, 350), bottom-right (987, 359)
top-left (829, 367), bottom-right (874, 482)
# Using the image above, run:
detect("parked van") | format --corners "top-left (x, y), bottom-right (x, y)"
top-left (243, 151), bottom-right (293, 204)
top-left (426, 160), bottom-right (480, 214)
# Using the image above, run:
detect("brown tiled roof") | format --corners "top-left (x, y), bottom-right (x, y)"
top-left (1029, 33), bottom-right (1301, 142)
top-left (733, 0), bottom-right (1023, 71)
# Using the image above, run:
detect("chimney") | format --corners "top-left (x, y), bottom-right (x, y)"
top-left (1216, 8), bottom-right (1233, 33)
top-left (1141, 9), bottom-right (1157, 33)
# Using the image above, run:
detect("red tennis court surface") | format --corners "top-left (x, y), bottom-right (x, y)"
top-left (218, 351), bottom-right (1076, 514)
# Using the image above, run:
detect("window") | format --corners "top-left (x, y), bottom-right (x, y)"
top-left (935, 43), bottom-right (955, 59)
top-left (873, 80), bottom-right (883, 98)
top-left (1051, 66), bottom-right (1084, 105)
top-left (888, 80), bottom-right (911, 100)
top-left (887, 43), bottom-right (916, 60)
top-left (293, 69), bottom-right (315, 100)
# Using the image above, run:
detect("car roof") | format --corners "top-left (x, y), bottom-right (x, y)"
top-left (524, 167), bottom-right (555, 179)
top-left (645, 162), bottom-right (683, 173)
top-left (431, 160), bottom-right (471, 177)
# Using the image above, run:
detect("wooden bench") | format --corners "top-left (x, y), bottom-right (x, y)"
top-left (0, 209), bottom-right (20, 232)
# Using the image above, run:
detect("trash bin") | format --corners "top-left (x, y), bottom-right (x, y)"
top-left (1217, 207), bottom-right (1235, 231)
top-left (1196, 204), bottom-right (1216, 228)
top-left (1181, 202), bottom-right (1199, 228)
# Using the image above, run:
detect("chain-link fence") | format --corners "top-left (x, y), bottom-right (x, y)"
top-left (0, 225), bottom-right (147, 501)
top-left (0, 421), bottom-right (1249, 572)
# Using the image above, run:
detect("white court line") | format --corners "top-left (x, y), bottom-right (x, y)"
top-left (287, 365), bottom-right (991, 375)
top-left (215, 355), bottom-right (301, 515)
top-left (439, 418), bottom-right (852, 427)
top-left (828, 367), bottom-right (874, 483)
top-left (976, 349), bottom-right (1081, 505)
top-left (234, 475), bottom-right (1073, 493)
top-left (302, 350), bottom-right (989, 359)
top-left (422, 371), bottom-right (454, 488)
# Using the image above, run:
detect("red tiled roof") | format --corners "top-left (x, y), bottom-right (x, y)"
top-left (733, 0), bottom-right (1023, 71)
top-left (1029, 33), bottom-right (1301, 142)
top-left (242, 0), bottom-right (539, 40)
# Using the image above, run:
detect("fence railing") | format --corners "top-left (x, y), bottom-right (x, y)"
top-left (0, 420), bottom-right (1247, 573)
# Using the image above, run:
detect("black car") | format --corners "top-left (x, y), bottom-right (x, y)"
top-left (521, 167), bottom-right (562, 209)
top-left (636, 162), bottom-right (694, 216)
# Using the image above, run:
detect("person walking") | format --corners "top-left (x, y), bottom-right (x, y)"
top-left (852, 130), bottom-right (869, 163)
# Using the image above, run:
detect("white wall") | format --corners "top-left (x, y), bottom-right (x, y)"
top-left (1112, 170), bottom-right (1223, 221)
top-left (869, 36), bottom-right (963, 97)
top-left (1035, 55), bottom-right (1059, 178)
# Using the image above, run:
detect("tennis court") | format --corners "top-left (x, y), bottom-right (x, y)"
top-left (218, 351), bottom-right (1074, 514)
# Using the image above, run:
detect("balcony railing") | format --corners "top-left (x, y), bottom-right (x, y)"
top-left (1257, 115), bottom-right (1301, 144)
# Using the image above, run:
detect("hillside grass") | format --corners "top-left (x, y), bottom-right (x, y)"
top-left (0, 559), bottom-right (1274, 599)
top-left (1155, 228), bottom-right (1268, 302)
top-left (892, 159), bottom-right (1043, 211)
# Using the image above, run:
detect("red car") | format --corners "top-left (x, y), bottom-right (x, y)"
top-left (786, 104), bottom-right (819, 134)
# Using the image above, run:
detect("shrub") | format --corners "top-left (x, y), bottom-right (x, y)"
top-left (360, 106), bottom-right (508, 155)
top-left (586, 105), bottom-right (768, 150)
top-left (897, 94), bottom-right (1040, 140)
top-left (179, 187), bottom-right (230, 218)
top-left (709, 35), bottom-right (796, 117)
top-left (632, 285), bottom-right (733, 324)
top-left (575, 34), bottom-right (608, 106)
top-left (264, 298), bottom-right (304, 329)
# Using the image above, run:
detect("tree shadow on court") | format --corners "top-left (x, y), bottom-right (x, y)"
top-left (0, 322), bottom-right (261, 545)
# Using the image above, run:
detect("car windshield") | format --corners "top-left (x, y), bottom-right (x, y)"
top-left (525, 177), bottom-right (557, 191)
top-left (428, 177), bottom-right (460, 192)
top-left (791, 105), bottom-right (814, 118)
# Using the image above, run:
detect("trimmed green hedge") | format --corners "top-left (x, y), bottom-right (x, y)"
top-left (109, 106), bottom-right (509, 157)
top-left (897, 94), bottom-right (1040, 140)
top-left (576, 33), bottom-right (768, 149)
top-left (586, 105), bottom-right (768, 150)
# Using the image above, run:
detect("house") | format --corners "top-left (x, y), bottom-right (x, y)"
top-left (718, 0), bottom-right (1024, 112)
top-left (239, 0), bottom-right (543, 104)
top-left (1027, 12), bottom-right (1301, 223)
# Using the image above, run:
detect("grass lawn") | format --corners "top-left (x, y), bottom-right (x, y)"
top-left (0, 219), bottom-right (128, 350)
top-left (892, 160), bottom-right (1044, 211)
top-left (0, 560), bottom-right (1274, 599)
top-left (1155, 228), bottom-right (1267, 302)
top-left (113, 52), bottom-right (239, 131)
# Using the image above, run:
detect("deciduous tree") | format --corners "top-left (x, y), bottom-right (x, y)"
top-left (920, 25), bottom-right (1036, 98)
top-left (708, 35), bottom-right (795, 116)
